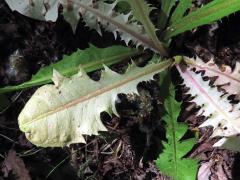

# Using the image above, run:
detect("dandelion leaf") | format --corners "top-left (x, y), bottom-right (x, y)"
top-left (18, 58), bottom-right (172, 147)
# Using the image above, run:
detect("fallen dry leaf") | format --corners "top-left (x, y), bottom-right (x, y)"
top-left (2, 149), bottom-right (31, 180)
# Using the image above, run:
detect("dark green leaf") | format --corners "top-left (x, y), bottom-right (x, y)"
top-left (163, 0), bottom-right (240, 40)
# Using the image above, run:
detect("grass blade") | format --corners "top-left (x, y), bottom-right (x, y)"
top-left (0, 95), bottom-right (11, 113)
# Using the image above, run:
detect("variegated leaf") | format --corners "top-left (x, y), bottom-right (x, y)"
top-left (184, 56), bottom-right (240, 96)
top-left (176, 63), bottom-right (240, 151)
top-left (60, 0), bottom-right (166, 54)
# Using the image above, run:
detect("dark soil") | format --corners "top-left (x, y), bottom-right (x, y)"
top-left (0, 1), bottom-right (240, 180)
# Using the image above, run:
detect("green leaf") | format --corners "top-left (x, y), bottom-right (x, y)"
top-left (120, 0), bottom-right (168, 56)
top-left (157, 0), bottom-right (177, 31)
top-left (163, 0), bottom-right (240, 40)
top-left (170, 0), bottom-right (192, 24)
top-left (155, 84), bottom-right (198, 180)
top-left (18, 58), bottom-right (173, 147)
top-left (0, 45), bottom-right (137, 94)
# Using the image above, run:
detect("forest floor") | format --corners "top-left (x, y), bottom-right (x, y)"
top-left (0, 0), bottom-right (240, 180)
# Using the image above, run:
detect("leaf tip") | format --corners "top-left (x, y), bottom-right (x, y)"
top-left (52, 69), bottom-right (64, 87)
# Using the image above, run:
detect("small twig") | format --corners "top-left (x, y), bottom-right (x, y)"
top-left (0, 153), bottom-right (4, 159)
top-left (0, 91), bottom-right (23, 114)
top-left (19, 148), bottom-right (44, 157)
top-left (0, 133), bottom-right (18, 144)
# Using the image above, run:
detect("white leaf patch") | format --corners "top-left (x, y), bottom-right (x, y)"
top-left (177, 62), bottom-right (240, 151)
top-left (184, 56), bottom-right (240, 96)
top-left (5, 0), bottom-right (59, 22)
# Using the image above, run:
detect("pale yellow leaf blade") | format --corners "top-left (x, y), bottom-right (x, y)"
top-left (19, 59), bottom-right (172, 147)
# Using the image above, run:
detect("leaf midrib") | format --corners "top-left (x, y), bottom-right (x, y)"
top-left (177, 65), bottom-right (230, 120)
top-left (76, 1), bottom-right (155, 47)
top-left (169, 102), bottom-right (178, 179)
top-left (66, 0), bottom-right (168, 55)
